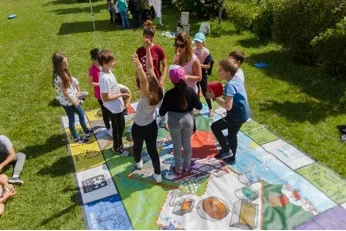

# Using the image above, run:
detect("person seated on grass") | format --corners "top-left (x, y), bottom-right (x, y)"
top-left (0, 135), bottom-right (26, 185)
top-left (0, 174), bottom-right (16, 216)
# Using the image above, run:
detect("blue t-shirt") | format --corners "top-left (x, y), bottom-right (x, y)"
top-left (224, 78), bottom-right (251, 122)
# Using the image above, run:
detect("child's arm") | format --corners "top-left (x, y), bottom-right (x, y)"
top-left (60, 83), bottom-right (80, 107)
top-left (88, 75), bottom-right (99, 87)
top-left (76, 83), bottom-right (81, 96)
top-left (144, 39), bottom-right (156, 77)
top-left (101, 92), bottom-right (129, 102)
top-left (200, 63), bottom-right (210, 69)
top-left (206, 91), bottom-right (233, 111)
top-left (185, 59), bottom-right (202, 82)
top-left (133, 53), bottom-right (150, 98)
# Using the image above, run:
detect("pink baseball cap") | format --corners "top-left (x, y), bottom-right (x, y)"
top-left (169, 65), bottom-right (185, 83)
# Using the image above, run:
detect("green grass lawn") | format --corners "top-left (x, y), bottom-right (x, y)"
top-left (0, 0), bottom-right (345, 229)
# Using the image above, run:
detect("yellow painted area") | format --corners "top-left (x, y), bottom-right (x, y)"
top-left (86, 109), bottom-right (103, 122)
top-left (70, 141), bottom-right (105, 172)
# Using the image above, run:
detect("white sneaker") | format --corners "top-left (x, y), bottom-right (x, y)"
top-left (152, 173), bottom-right (162, 183)
top-left (136, 159), bottom-right (143, 169)
top-left (107, 128), bottom-right (113, 137)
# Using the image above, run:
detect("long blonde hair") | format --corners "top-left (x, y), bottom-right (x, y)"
top-left (52, 52), bottom-right (72, 89)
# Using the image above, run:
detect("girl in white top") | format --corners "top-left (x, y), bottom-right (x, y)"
top-left (52, 52), bottom-right (93, 143)
top-left (131, 38), bottom-right (163, 183)
top-left (173, 32), bottom-right (202, 94)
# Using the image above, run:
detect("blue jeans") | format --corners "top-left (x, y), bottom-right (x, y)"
top-left (120, 11), bottom-right (130, 29)
top-left (62, 105), bottom-right (90, 139)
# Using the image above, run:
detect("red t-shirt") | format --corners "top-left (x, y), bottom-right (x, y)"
top-left (88, 64), bottom-right (101, 100)
top-left (136, 45), bottom-right (166, 80)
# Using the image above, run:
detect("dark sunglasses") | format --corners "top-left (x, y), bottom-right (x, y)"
top-left (174, 43), bottom-right (186, 49)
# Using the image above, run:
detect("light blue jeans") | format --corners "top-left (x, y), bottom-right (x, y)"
top-left (62, 105), bottom-right (90, 139)
top-left (120, 11), bottom-right (130, 29)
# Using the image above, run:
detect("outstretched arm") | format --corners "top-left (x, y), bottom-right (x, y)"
top-left (144, 39), bottom-right (156, 78)
top-left (132, 54), bottom-right (150, 98)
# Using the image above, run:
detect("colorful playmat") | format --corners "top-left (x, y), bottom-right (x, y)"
top-left (60, 102), bottom-right (346, 230)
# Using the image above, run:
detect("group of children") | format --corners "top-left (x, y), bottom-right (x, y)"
top-left (52, 20), bottom-right (251, 182)
top-left (107, 0), bottom-right (156, 29)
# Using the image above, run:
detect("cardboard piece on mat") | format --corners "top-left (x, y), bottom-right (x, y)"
top-left (76, 164), bottom-right (118, 204)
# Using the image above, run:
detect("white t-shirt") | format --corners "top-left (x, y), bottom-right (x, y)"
top-left (99, 71), bottom-right (124, 114)
top-left (53, 75), bottom-right (79, 106)
top-left (232, 68), bottom-right (244, 83)
top-left (134, 96), bottom-right (157, 126)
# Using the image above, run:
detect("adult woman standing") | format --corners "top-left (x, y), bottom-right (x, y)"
top-left (173, 32), bottom-right (202, 94)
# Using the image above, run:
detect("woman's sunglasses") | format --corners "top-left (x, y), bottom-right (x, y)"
top-left (174, 43), bottom-right (186, 49)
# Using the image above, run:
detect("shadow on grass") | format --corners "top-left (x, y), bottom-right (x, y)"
top-left (237, 37), bottom-right (270, 48)
top-left (57, 20), bottom-right (118, 35)
top-left (51, 4), bottom-right (105, 15)
top-left (21, 134), bottom-right (65, 159)
top-left (37, 155), bottom-right (74, 177)
top-left (247, 50), bottom-right (346, 123)
top-left (48, 98), bottom-right (60, 107)
top-left (43, 0), bottom-right (103, 6)
top-left (40, 187), bottom-right (80, 227)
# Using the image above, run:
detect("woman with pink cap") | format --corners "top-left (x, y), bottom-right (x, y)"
top-left (159, 65), bottom-right (202, 177)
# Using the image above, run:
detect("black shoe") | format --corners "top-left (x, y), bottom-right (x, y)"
top-left (224, 157), bottom-right (236, 165)
top-left (214, 150), bottom-right (233, 160)
top-left (85, 130), bottom-right (94, 138)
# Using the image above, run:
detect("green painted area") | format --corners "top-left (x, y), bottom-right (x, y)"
top-left (262, 183), bottom-right (314, 229)
top-left (242, 126), bottom-right (278, 145)
top-left (195, 115), bottom-right (213, 131)
top-left (102, 149), bottom-right (169, 229)
top-left (298, 163), bottom-right (346, 204)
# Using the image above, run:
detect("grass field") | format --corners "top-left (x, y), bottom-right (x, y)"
top-left (0, 0), bottom-right (345, 229)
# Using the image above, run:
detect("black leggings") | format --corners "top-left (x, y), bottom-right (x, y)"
top-left (107, 109), bottom-right (125, 150)
top-left (197, 78), bottom-right (212, 109)
top-left (211, 118), bottom-right (244, 156)
top-left (98, 100), bottom-right (111, 130)
top-left (131, 121), bottom-right (161, 174)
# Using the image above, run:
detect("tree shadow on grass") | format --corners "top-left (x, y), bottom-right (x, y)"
top-left (37, 155), bottom-right (74, 177)
top-left (21, 134), bottom-right (66, 159)
top-left (40, 187), bottom-right (80, 227)
top-left (43, 0), bottom-right (103, 6)
top-left (247, 50), bottom-right (346, 123)
top-left (236, 37), bottom-right (270, 48)
top-left (51, 4), bottom-right (105, 15)
top-left (57, 20), bottom-right (118, 35)
top-left (259, 100), bottom-right (339, 123)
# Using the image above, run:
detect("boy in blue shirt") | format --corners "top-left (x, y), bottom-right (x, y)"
top-left (206, 59), bottom-right (251, 164)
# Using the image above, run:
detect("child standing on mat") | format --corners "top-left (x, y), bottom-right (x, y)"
top-left (88, 48), bottom-right (112, 137)
top-left (52, 52), bottom-right (93, 144)
top-left (131, 38), bottom-right (163, 182)
top-left (98, 50), bottom-right (130, 155)
top-left (206, 59), bottom-right (251, 164)
top-left (193, 32), bottom-right (214, 118)
top-left (160, 65), bottom-right (202, 177)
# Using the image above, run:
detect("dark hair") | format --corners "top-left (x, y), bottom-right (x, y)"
top-left (174, 81), bottom-right (188, 110)
top-left (174, 32), bottom-right (193, 66)
top-left (143, 20), bottom-right (156, 37)
top-left (90, 48), bottom-right (100, 60)
top-left (98, 49), bottom-right (114, 66)
top-left (52, 52), bottom-right (72, 89)
top-left (219, 59), bottom-right (239, 77)
top-left (229, 50), bottom-right (245, 64)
